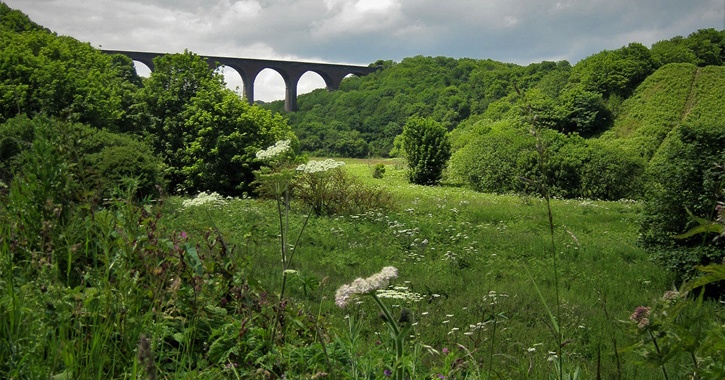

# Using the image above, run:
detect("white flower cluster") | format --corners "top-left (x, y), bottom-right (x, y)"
top-left (256, 139), bottom-right (291, 160)
top-left (181, 191), bottom-right (227, 209)
top-left (296, 159), bottom-right (345, 174)
top-left (335, 266), bottom-right (398, 308)
top-left (376, 287), bottom-right (423, 302)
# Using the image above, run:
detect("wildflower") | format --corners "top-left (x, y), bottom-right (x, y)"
top-left (296, 159), bottom-right (345, 174)
top-left (335, 266), bottom-right (399, 308)
top-left (384, 369), bottom-right (391, 377)
top-left (182, 191), bottom-right (227, 208)
top-left (442, 347), bottom-right (449, 354)
top-left (630, 306), bottom-right (651, 329)
top-left (663, 290), bottom-right (680, 301)
top-left (256, 139), bottom-right (291, 160)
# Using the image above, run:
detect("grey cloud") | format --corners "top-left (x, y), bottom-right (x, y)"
top-left (4, 0), bottom-right (723, 98)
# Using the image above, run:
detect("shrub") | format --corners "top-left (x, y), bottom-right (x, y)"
top-left (448, 119), bottom-right (536, 194)
top-left (295, 167), bottom-right (395, 216)
top-left (641, 119), bottom-right (725, 279)
top-left (372, 163), bottom-right (386, 179)
top-left (400, 116), bottom-right (451, 185)
top-left (580, 139), bottom-right (645, 200)
top-left (0, 115), bottom-right (165, 199)
top-left (449, 118), bottom-right (645, 200)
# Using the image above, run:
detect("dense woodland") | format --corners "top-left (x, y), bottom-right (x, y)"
top-left (263, 29), bottom-right (724, 157)
top-left (1, 2), bottom-right (725, 378)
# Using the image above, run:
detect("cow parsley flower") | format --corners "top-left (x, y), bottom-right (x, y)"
top-left (296, 159), bottom-right (345, 174)
top-left (335, 266), bottom-right (398, 308)
top-left (256, 139), bottom-right (291, 160)
top-left (182, 191), bottom-right (227, 209)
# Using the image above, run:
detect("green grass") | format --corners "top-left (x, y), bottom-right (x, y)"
top-left (2, 158), bottom-right (719, 379)
top-left (160, 159), bottom-right (685, 379)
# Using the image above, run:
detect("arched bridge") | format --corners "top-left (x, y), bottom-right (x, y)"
top-left (101, 50), bottom-right (379, 112)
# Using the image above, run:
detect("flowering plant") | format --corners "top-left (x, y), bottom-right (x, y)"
top-left (335, 267), bottom-right (413, 380)
top-left (253, 140), bottom-right (309, 340)
top-left (296, 158), bottom-right (345, 174)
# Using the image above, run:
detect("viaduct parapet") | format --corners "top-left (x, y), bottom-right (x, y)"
top-left (102, 50), bottom-right (379, 112)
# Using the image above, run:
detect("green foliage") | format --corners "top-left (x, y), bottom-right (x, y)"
top-left (295, 167), bottom-right (395, 216)
top-left (450, 119), bottom-right (643, 199)
top-left (558, 83), bottom-right (612, 136)
top-left (273, 57), bottom-right (571, 157)
top-left (449, 119), bottom-right (536, 194)
top-left (0, 115), bottom-right (164, 199)
top-left (372, 162), bottom-right (386, 179)
top-left (580, 139), bottom-right (645, 200)
top-left (570, 42), bottom-right (655, 99)
top-left (136, 51), bottom-right (296, 195)
top-left (401, 116), bottom-right (451, 185)
top-left (641, 119), bottom-right (725, 279)
top-left (0, 2), bottom-right (47, 32)
top-left (624, 264), bottom-right (725, 380)
top-left (606, 63), bottom-right (697, 157)
top-left (651, 37), bottom-right (698, 67)
top-left (80, 128), bottom-right (166, 198)
top-left (650, 29), bottom-right (725, 68)
top-left (683, 28), bottom-right (725, 67)
top-left (0, 27), bottom-right (140, 130)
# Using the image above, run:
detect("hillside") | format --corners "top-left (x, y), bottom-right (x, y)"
top-left (263, 30), bottom-right (724, 159)
top-left (600, 63), bottom-right (725, 161)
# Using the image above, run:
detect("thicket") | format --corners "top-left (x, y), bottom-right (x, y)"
top-left (0, 115), bottom-right (164, 199)
top-left (449, 119), bottom-right (644, 199)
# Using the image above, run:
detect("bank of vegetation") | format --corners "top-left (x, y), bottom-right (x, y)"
top-left (1, 3), bottom-right (724, 379)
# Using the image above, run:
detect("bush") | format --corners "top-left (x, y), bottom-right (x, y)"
top-left (580, 139), bottom-right (645, 200)
top-left (448, 120), bottom-right (536, 194)
top-left (449, 119), bottom-right (645, 200)
top-left (372, 162), bottom-right (386, 179)
top-left (295, 167), bottom-right (395, 216)
top-left (400, 116), bottom-right (451, 185)
top-left (641, 119), bottom-right (725, 279)
top-left (0, 115), bottom-right (165, 199)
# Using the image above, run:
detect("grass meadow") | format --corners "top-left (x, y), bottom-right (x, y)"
top-left (159, 158), bottom-right (693, 379)
top-left (3, 156), bottom-right (721, 379)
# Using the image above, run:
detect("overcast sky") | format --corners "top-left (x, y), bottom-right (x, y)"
top-left (5, 0), bottom-right (724, 101)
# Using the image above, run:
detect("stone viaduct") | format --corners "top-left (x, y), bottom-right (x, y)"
top-left (101, 50), bottom-right (379, 112)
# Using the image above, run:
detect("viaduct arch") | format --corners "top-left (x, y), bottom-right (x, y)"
top-left (102, 50), bottom-right (379, 112)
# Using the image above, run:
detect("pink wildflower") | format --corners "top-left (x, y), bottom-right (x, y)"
top-left (630, 306), bottom-right (651, 329)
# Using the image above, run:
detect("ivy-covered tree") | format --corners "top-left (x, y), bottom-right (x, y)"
top-left (401, 116), bottom-right (451, 185)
